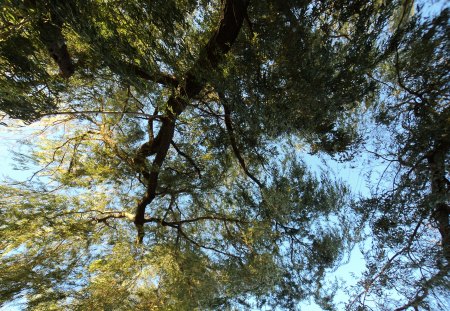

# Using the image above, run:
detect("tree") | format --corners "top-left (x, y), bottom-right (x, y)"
top-left (347, 6), bottom-right (449, 310)
top-left (0, 0), bottom-right (448, 310)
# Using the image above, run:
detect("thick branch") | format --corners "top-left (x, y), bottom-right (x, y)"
top-left (125, 63), bottom-right (179, 87)
top-left (133, 0), bottom-right (251, 243)
top-left (92, 211), bottom-right (135, 223)
top-left (37, 12), bottom-right (74, 78)
top-left (427, 142), bottom-right (450, 262)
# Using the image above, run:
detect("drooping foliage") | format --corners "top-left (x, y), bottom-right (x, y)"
top-left (348, 7), bottom-right (449, 310)
top-left (0, 0), bottom-right (448, 310)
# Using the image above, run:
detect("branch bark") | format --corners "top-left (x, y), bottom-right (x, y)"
top-left (115, 61), bottom-right (179, 87)
top-left (31, 0), bottom-right (75, 79)
top-left (427, 141), bottom-right (450, 262)
top-left (133, 0), bottom-right (251, 243)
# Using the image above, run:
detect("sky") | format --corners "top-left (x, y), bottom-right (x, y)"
top-left (1, 1), bottom-right (448, 310)
top-left (0, 120), bottom-right (372, 311)
top-left (0, 122), bottom-right (38, 181)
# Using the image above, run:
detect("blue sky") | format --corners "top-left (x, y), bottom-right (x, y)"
top-left (1, 1), bottom-right (448, 310)
top-left (0, 122), bottom-right (372, 310)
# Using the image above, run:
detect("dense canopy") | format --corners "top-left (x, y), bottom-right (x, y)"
top-left (0, 0), bottom-right (449, 310)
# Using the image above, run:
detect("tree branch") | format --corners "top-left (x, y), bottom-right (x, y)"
top-left (93, 211), bottom-right (135, 223)
top-left (177, 226), bottom-right (242, 259)
top-left (123, 62), bottom-right (179, 87)
top-left (222, 102), bottom-right (264, 188)
top-left (171, 140), bottom-right (202, 178)
top-left (143, 215), bottom-right (244, 225)
top-left (348, 218), bottom-right (424, 309)
top-left (35, 7), bottom-right (75, 79)
top-left (38, 110), bottom-right (166, 120)
top-left (86, 209), bottom-right (243, 227)
top-left (393, 263), bottom-right (449, 311)
top-left (133, 0), bottom-right (251, 243)
top-left (427, 142), bottom-right (450, 262)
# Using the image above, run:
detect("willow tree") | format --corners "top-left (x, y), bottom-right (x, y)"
top-left (348, 7), bottom-right (450, 310)
top-left (1, 0), bottom-right (447, 310)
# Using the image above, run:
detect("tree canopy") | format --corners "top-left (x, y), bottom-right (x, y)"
top-left (0, 0), bottom-right (448, 310)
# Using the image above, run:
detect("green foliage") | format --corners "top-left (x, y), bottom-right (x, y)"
top-left (0, 0), bottom-right (448, 310)
top-left (348, 6), bottom-right (450, 310)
